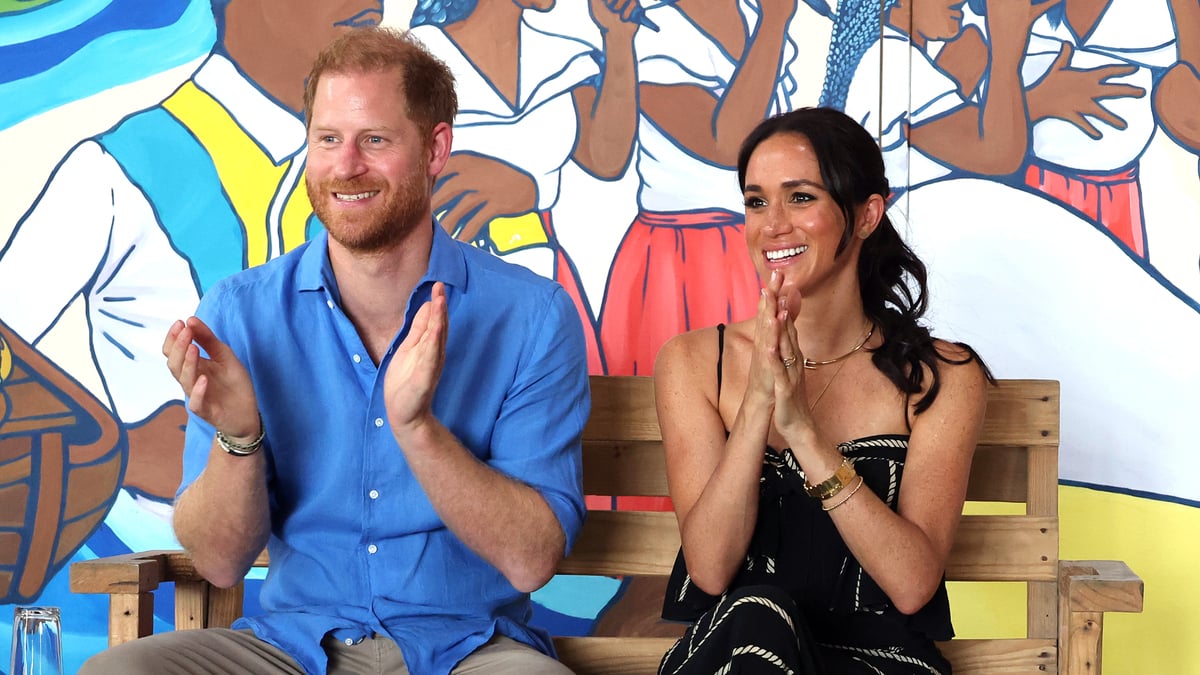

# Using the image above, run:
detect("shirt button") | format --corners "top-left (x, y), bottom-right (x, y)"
top-left (352, 354), bottom-right (362, 363)
top-left (367, 544), bottom-right (378, 554)
top-left (327, 300), bottom-right (334, 309)
top-left (344, 638), bottom-right (354, 646)
top-left (374, 417), bottom-right (384, 428)
top-left (369, 490), bottom-right (379, 500)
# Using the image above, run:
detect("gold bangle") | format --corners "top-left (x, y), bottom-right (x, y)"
top-left (822, 475), bottom-right (865, 512)
top-left (804, 457), bottom-right (857, 500)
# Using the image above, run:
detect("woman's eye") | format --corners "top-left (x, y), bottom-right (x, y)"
top-left (744, 196), bottom-right (766, 208)
top-left (790, 192), bottom-right (814, 203)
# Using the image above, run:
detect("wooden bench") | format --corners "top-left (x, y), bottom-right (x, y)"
top-left (71, 377), bottom-right (1142, 674)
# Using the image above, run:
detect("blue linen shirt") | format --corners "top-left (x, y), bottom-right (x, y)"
top-left (177, 223), bottom-right (589, 675)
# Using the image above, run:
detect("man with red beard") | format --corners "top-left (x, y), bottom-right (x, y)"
top-left (81, 27), bottom-right (588, 675)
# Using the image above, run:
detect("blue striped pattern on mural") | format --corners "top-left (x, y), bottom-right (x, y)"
top-left (101, 106), bottom-right (245, 293)
top-left (0, 0), bottom-right (216, 129)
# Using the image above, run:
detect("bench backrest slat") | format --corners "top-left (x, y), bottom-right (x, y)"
top-left (569, 375), bottom-right (1063, 663)
top-left (582, 378), bottom-right (1059, 503)
top-left (236, 376), bottom-right (1065, 672)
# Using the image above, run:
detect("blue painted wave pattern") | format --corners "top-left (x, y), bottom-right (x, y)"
top-left (0, 0), bottom-right (216, 130)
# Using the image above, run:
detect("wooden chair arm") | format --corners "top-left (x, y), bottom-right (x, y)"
top-left (69, 551), bottom-right (174, 595)
top-left (1060, 560), bottom-right (1144, 614)
top-left (70, 550), bottom-right (250, 647)
top-left (1058, 559), bottom-right (1144, 675)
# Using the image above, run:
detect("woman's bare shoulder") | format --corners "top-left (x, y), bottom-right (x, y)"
top-left (655, 324), bottom-right (736, 376)
top-left (925, 338), bottom-right (989, 403)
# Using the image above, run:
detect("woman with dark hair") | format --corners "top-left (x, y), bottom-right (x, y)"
top-left (654, 107), bottom-right (993, 674)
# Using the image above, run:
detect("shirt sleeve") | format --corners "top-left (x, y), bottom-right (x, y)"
top-left (484, 285), bottom-right (590, 553)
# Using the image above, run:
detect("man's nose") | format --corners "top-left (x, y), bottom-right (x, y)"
top-left (333, 143), bottom-right (367, 179)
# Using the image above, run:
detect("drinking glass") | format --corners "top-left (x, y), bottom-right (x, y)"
top-left (9, 606), bottom-right (63, 675)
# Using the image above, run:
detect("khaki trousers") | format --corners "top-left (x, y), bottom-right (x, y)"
top-left (79, 628), bottom-right (574, 674)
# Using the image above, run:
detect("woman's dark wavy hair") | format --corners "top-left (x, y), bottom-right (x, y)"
top-left (736, 107), bottom-right (993, 415)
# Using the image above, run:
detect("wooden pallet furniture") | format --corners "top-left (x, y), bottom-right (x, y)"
top-left (71, 377), bottom-right (1142, 674)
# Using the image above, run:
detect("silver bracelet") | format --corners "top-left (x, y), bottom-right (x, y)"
top-left (215, 413), bottom-right (264, 457)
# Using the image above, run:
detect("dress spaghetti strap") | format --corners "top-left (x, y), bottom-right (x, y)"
top-left (716, 323), bottom-right (726, 401)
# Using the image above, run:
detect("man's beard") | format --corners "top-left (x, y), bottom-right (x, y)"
top-left (308, 171), bottom-right (428, 255)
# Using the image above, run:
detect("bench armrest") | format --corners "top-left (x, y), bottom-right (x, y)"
top-left (70, 550), bottom-right (247, 647)
top-left (1058, 559), bottom-right (1144, 674)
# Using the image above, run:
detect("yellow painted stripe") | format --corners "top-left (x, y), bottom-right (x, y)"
top-left (163, 82), bottom-right (283, 267)
top-left (281, 174), bottom-right (314, 254)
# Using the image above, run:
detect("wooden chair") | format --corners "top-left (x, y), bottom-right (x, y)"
top-left (71, 377), bottom-right (1143, 674)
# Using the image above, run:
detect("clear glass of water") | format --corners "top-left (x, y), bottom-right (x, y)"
top-left (10, 606), bottom-right (63, 675)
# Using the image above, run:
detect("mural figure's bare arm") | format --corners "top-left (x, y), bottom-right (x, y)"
top-left (639, 0), bottom-right (799, 167)
top-left (572, 0), bottom-right (640, 178)
top-left (1155, 0), bottom-right (1200, 152)
top-left (907, 0), bottom-right (1057, 175)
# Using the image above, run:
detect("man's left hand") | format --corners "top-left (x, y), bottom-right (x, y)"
top-left (384, 282), bottom-right (447, 437)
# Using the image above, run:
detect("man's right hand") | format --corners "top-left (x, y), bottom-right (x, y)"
top-left (163, 317), bottom-right (260, 441)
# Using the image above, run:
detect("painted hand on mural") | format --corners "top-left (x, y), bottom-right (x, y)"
top-left (162, 318), bottom-right (260, 441)
top-left (571, 0), bottom-right (640, 178)
top-left (587, 0), bottom-right (641, 39)
top-left (900, 0), bottom-right (1063, 175)
top-left (983, 0), bottom-right (1064, 51)
top-left (383, 282), bottom-right (447, 434)
top-left (122, 403), bottom-right (186, 502)
top-left (1026, 42), bottom-right (1147, 138)
top-left (434, 152), bottom-right (539, 242)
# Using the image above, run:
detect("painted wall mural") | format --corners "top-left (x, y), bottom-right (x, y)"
top-left (1, 0), bottom-right (1197, 672)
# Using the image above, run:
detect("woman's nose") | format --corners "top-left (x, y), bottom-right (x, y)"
top-left (763, 204), bottom-right (792, 235)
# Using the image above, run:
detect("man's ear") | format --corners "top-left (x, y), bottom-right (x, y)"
top-left (856, 193), bottom-right (885, 239)
top-left (428, 122), bottom-right (453, 178)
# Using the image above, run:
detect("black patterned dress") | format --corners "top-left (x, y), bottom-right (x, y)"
top-left (658, 326), bottom-right (953, 675)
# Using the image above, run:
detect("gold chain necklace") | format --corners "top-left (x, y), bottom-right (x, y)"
top-left (809, 354), bottom-right (852, 410)
top-left (803, 323), bottom-right (875, 370)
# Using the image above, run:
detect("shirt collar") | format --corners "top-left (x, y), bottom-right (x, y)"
top-left (296, 222), bottom-right (469, 299)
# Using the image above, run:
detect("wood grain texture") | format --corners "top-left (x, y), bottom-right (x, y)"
top-left (68, 378), bottom-right (1144, 675)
